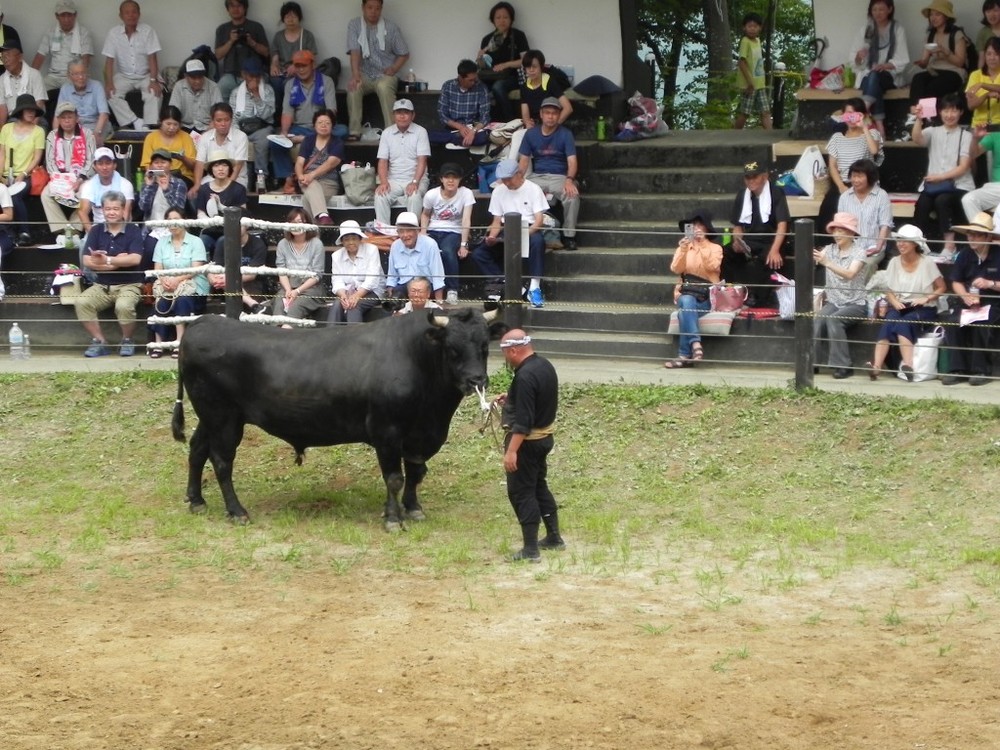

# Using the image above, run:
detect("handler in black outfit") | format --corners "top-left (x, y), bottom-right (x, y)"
top-left (499, 328), bottom-right (564, 562)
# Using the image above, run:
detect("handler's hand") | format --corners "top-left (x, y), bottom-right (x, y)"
top-left (503, 448), bottom-right (518, 473)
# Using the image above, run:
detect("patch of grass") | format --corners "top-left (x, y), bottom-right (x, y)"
top-left (2, 373), bottom-right (999, 595)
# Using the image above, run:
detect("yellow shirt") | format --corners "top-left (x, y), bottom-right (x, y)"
top-left (965, 69), bottom-right (1000, 127)
top-left (140, 129), bottom-right (196, 182)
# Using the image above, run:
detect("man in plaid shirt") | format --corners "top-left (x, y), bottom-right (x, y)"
top-left (430, 59), bottom-right (491, 147)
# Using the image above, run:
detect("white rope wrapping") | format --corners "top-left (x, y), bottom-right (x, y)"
top-left (146, 315), bottom-right (201, 325)
top-left (240, 313), bottom-right (317, 327)
top-left (144, 216), bottom-right (318, 233)
top-left (147, 264), bottom-right (319, 280)
top-left (146, 341), bottom-right (180, 350)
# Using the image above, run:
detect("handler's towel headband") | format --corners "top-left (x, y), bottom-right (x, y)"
top-left (500, 336), bottom-right (532, 349)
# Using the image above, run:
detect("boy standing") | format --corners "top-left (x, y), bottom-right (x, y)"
top-left (734, 13), bottom-right (772, 130)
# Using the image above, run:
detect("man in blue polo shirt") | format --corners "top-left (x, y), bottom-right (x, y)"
top-left (75, 190), bottom-right (144, 357)
top-left (384, 211), bottom-right (445, 301)
top-left (518, 96), bottom-right (580, 250)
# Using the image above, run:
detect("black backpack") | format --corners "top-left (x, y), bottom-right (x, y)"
top-left (934, 26), bottom-right (978, 74)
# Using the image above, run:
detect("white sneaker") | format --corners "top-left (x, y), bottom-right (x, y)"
top-left (134, 118), bottom-right (145, 130)
top-left (445, 290), bottom-right (459, 305)
top-left (904, 114), bottom-right (917, 127)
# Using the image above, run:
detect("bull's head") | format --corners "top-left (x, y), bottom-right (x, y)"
top-left (428, 307), bottom-right (501, 395)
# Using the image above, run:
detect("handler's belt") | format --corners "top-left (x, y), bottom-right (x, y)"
top-left (524, 424), bottom-right (555, 440)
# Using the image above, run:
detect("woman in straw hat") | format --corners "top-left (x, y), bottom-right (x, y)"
top-left (909, 0), bottom-right (969, 116)
top-left (813, 212), bottom-right (868, 378)
top-left (940, 212), bottom-right (1000, 385)
top-left (867, 224), bottom-right (947, 380)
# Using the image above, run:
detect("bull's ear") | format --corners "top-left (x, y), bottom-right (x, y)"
top-left (489, 321), bottom-right (509, 340)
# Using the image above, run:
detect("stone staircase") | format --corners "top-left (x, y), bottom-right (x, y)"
top-left (525, 130), bottom-right (794, 363)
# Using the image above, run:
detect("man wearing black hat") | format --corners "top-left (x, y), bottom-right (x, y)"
top-left (724, 160), bottom-right (790, 308)
top-left (0, 39), bottom-right (47, 128)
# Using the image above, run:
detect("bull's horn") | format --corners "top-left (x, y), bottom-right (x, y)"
top-left (431, 314), bottom-right (450, 328)
top-left (483, 308), bottom-right (499, 322)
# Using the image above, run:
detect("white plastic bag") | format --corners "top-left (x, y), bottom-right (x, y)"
top-left (792, 145), bottom-right (826, 198)
top-left (772, 272), bottom-right (795, 320)
top-left (898, 326), bottom-right (944, 382)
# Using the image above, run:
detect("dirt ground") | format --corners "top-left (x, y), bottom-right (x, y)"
top-left (3, 553), bottom-right (999, 750)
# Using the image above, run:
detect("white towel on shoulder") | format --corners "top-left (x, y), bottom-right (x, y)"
top-left (738, 182), bottom-right (772, 225)
top-left (358, 19), bottom-right (387, 59)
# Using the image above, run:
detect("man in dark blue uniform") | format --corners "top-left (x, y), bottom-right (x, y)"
top-left (500, 328), bottom-right (563, 562)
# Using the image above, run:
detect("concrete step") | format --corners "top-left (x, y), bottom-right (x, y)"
top-left (582, 131), bottom-right (783, 170)
top-left (586, 166), bottom-right (744, 195)
top-left (530, 329), bottom-right (670, 361)
top-left (528, 304), bottom-right (670, 333)
top-left (544, 274), bottom-right (671, 305)
top-left (575, 220), bottom-right (676, 248)
top-left (0, 297), bottom-right (155, 349)
top-left (579, 192), bottom-right (732, 223)
top-left (545, 247), bottom-right (672, 277)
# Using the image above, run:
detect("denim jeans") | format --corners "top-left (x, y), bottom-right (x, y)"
top-left (472, 231), bottom-right (545, 286)
top-left (675, 293), bottom-right (711, 358)
top-left (428, 230), bottom-right (462, 292)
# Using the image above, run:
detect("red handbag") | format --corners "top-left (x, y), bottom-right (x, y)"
top-left (28, 165), bottom-right (49, 196)
top-left (709, 284), bottom-right (748, 312)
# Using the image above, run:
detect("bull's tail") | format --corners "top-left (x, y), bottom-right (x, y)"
top-left (172, 377), bottom-right (186, 443)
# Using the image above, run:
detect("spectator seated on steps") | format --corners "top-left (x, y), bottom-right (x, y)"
top-left (188, 102), bottom-right (250, 199)
top-left (229, 56), bottom-right (275, 185)
top-left (476, 1), bottom-right (530, 122)
top-left (375, 98), bottom-right (429, 225)
top-left (101, 0), bottom-right (162, 130)
top-left (345, 0), bottom-right (409, 142)
top-left (78, 147), bottom-right (135, 281)
top-left (0, 39), bottom-right (47, 129)
top-left (836, 158), bottom-right (893, 272)
top-left (907, 0), bottom-right (969, 118)
top-left (169, 59), bottom-right (223, 135)
top-left (518, 95), bottom-right (580, 251)
top-left (41, 101), bottom-right (96, 240)
top-left (140, 106), bottom-right (197, 186)
top-left (722, 160), bottom-right (790, 308)
top-left (394, 276), bottom-right (442, 315)
top-left (518, 49), bottom-right (572, 130)
top-left (138, 147), bottom-right (190, 261)
top-left (847, 0), bottom-right (910, 138)
top-left (471, 159), bottom-right (549, 309)
top-left (817, 97), bottom-right (883, 234)
top-left (273, 49), bottom-right (343, 189)
top-left (213, 0), bottom-right (269, 102)
top-left (58, 59), bottom-right (110, 145)
top-left (938, 213), bottom-right (1000, 386)
top-left (327, 219), bottom-right (386, 324)
top-left (384, 211), bottom-right (445, 301)
top-left (32, 0), bottom-right (95, 93)
top-left (664, 208), bottom-right (723, 370)
top-left (269, 2), bottom-right (318, 102)
top-left (430, 59), bottom-right (491, 148)
top-left (421, 162), bottom-right (475, 305)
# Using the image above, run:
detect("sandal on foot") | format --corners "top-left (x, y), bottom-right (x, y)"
top-left (900, 363), bottom-right (914, 382)
top-left (148, 349), bottom-right (163, 359)
top-left (691, 344), bottom-right (704, 362)
top-left (664, 358), bottom-right (691, 369)
top-left (865, 361), bottom-right (881, 381)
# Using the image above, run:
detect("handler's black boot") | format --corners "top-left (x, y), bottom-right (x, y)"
top-left (509, 522), bottom-right (541, 563)
top-left (538, 512), bottom-right (566, 551)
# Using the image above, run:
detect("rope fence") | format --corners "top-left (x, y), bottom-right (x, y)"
top-left (2, 214), bottom-right (999, 386)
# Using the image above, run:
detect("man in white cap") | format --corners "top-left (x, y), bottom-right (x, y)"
top-left (384, 211), bottom-right (444, 302)
top-left (78, 146), bottom-right (134, 237)
top-left (169, 59), bottom-right (223, 133)
top-left (32, 1), bottom-right (94, 91)
top-left (518, 96), bottom-right (580, 251)
top-left (374, 97), bottom-right (430, 224)
top-left (471, 158), bottom-right (549, 308)
top-left (0, 39), bottom-right (47, 127)
top-left (101, 0), bottom-right (162, 130)
top-left (345, 0), bottom-right (409, 139)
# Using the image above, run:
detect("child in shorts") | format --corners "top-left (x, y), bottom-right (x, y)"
top-left (735, 13), bottom-right (773, 130)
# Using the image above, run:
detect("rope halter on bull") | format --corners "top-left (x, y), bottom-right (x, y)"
top-left (144, 215), bottom-right (323, 341)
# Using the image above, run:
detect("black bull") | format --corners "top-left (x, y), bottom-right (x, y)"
top-left (171, 308), bottom-right (502, 530)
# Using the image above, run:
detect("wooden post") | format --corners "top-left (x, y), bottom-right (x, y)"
top-left (223, 206), bottom-right (242, 320)
top-left (794, 218), bottom-right (815, 390)
top-left (504, 211), bottom-right (523, 329)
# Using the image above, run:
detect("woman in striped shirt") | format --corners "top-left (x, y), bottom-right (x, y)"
top-left (818, 97), bottom-right (884, 232)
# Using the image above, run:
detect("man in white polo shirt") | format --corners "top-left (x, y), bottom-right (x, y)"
top-left (375, 97), bottom-right (429, 224)
top-left (0, 39), bottom-right (47, 127)
top-left (101, 0), bottom-right (162, 130)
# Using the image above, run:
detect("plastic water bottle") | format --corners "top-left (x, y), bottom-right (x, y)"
top-left (256, 170), bottom-right (266, 194)
top-left (22, 334), bottom-right (30, 360)
top-left (407, 68), bottom-right (416, 83)
top-left (596, 116), bottom-right (607, 141)
top-left (8, 322), bottom-right (24, 360)
top-left (63, 226), bottom-right (76, 249)
top-left (134, 168), bottom-right (144, 193)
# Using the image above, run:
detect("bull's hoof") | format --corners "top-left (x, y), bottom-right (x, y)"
top-left (384, 519), bottom-right (404, 533)
top-left (188, 502), bottom-right (208, 515)
top-left (227, 513), bottom-right (251, 526)
top-left (405, 508), bottom-right (426, 522)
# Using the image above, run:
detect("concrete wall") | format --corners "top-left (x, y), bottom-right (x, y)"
top-left (8, 0), bottom-right (622, 90)
top-left (814, 0), bottom-right (984, 73)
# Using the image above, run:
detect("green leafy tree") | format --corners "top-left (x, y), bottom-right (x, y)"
top-left (638, 0), bottom-right (815, 129)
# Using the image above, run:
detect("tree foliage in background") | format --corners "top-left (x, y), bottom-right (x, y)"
top-left (639, 0), bottom-right (815, 130)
